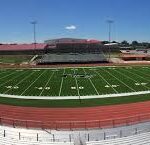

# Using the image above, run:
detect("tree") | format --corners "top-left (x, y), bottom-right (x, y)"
top-left (132, 41), bottom-right (139, 46)
top-left (121, 40), bottom-right (129, 46)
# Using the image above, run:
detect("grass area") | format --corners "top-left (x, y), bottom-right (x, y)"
top-left (0, 65), bottom-right (150, 107)
top-left (0, 55), bottom-right (33, 63)
top-left (0, 66), bottom-right (150, 97)
top-left (0, 93), bottom-right (150, 108)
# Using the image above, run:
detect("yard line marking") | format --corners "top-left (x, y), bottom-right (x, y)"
top-left (126, 68), bottom-right (150, 83)
top-left (73, 69), bottom-right (80, 97)
top-left (0, 71), bottom-right (27, 89)
top-left (39, 71), bottom-right (55, 96)
top-left (0, 71), bottom-right (18, 81)
top-left (0, 70), bottom-right (11, 76)
top-left (4, 71), bottom-right (35, 94)
top-left (83, 68), bottom-right (99, 95)
top-left (122, 69), bottom-right (150, 90)
top-left (93, 70), bottom-right (118, 94)
top-left (20, 70), bottom-right (46, 96)
top-left (58, 69), bottom-right (65, 96)
top-left (102, 68), bottom-right (136, 92)
top-left (115, 69), bottom-right (150, 90)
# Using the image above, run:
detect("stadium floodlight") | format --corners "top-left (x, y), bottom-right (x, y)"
top-left (30, 21), bottom-right (37, 54)
top-left (106, 20), bottom-right (114, 61)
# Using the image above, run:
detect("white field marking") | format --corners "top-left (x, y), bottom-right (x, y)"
top-left (58, 69), bottom-right (65, 96)
top-left (135, 83), bottom-right (147, 86)
top-left (79, 86), bottom-right (84, 90)
top-left (51, 69), bottom-right (59, 72)
top-left (39, 71), bottom-right (55, 96)
top-left (126, 68), bottom-right (150, 83)
top-left (125, 67), bottom-right (132, 69)
top-left (5, 86), bottom-right (19, 89)
top-left (0, 71), bottom-right (18, 81)
top-left (73, 69), bottom-right (80, 97)
top-left (35, 87), bottom-right (43, 90)
top-left (83, 68), bottom-right (99, 95)
top-left (4, 71), bottom-right (35, 94)
top-left (123, 69), bottom-right (150, 90)
top-left (20, 70), bottom-right (46, 96)
top-left (105, 85), bottom-right (120, 88)
top-left (93, 70), bottom-right (118, 94)
top-left (133, 68), bottom-right (150, 78)
top-left (108, 68), bottom-right (116, 70)
top-left (71, 87), bottom-right (76, 90)
top-left (115, 69), bottom-right (150, 90)
top-left (1, 90), bottom-right (150, 100)
top-left (143, 67), bottom-right (148, 68)
top-left (103, 68), bottom-right (136, 92)
top-left (45, 87), bottom-right (50, 90)
top-left (0, 70), bottom-right (27, 89)
top-left (0, 70), bottom-right (12, 76)
top-left (32, 70), bottom-right (40, 72)
top-left (71, 86), bottom-right (76, 90)
top-left (16, 70), bottom-right (23, 71)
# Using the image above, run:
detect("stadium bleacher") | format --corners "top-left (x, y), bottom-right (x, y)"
top-left (1, 121), bottom-right (150, 145)
top-left (38, 53), bottom-right (107, 64)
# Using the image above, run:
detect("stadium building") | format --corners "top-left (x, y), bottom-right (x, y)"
top-left (38, 38), bottom-right (107, 64)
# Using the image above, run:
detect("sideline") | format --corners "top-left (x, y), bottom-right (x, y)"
top-left (0, 90), bottom-right (150, 100)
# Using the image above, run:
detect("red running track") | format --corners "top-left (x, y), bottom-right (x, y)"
top-left (1, 101), bottom-right (150, 129)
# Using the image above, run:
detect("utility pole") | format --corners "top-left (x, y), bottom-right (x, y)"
top-left (106, 20), bottom-right (114, 61)
top-left (31, 21), bottom-right (37, 54)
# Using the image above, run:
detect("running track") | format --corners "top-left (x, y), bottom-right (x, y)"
top-left (1, 101), bottom-right (150, 129)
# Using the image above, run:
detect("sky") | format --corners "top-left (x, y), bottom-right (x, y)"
top-left (0, 0), bottom-right (150, 43)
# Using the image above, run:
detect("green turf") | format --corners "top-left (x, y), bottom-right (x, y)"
top-left (0, 66), bottom-right (150, 107)
top-left (0, 93), bottom-right (150, 108)
top-left (0, 66), bottom-right (150, 97)
top-left (0, 55), bottom-right (33, 63)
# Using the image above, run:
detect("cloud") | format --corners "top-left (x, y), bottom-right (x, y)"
top-left (65, 25), bottom-right (77, 30)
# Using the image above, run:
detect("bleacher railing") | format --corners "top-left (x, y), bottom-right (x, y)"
top-left (0, 113), bottom-right (150, 130)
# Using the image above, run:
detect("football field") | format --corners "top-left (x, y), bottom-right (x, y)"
top-left (0, 66), bottom-right (150, 98)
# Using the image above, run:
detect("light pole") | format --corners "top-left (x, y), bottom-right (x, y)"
top-left (106, 20), bottom-right (114, 61)
top-left (31, 21), bottom-right (37, 54)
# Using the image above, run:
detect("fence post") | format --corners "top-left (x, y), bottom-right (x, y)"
top-left (19, 132), bottom-right (21, 140)
top-left (69, 134), bottom-right (71, 142)
top-left (88, 133), bottom-right (90, 141)
top-left (53, 134), bottom-right (55, 142)
top-left (4, 130), bottom-right (5, 137)
top-left (104, 132), bottom-right (106, 140)
top-left (37, 133), bottom-right (38, 141)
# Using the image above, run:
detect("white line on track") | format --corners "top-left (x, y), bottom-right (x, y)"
top-left (4, 71), bottom-right (35, 94)
top-left (39, 71), bottom-right (55, 96)
top-left (20, 70), bottom-right (46, 96)
top-left (103, 68), bottom-right (136, 92)
top-left (83, 68), bottom-right (99, 95)
top-left (93, 70), bottom-right (118, 94)
top-left (59, 69), bottom-right (65, 96)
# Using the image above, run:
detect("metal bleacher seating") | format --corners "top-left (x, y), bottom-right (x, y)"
top-left (38, 53), bottom-right (107, 64)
